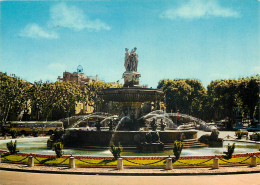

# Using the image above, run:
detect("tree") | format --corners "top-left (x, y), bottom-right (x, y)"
top-left (56, 81), bottom-right (83, 125)
top-left (29, 81), bottom-right (83, 122)
top-left (0, 73), bottom-right (30, 126)
top-left (207, 79), bottom-right (239, 128)
top-left (157, 79), bottom-right (206, 119)
top-left (237, 75), bottom-right (259, 123)
top-left (85, 81), bottom-right (111, 112)
top-left (185, 79), bottom-right (207, 118)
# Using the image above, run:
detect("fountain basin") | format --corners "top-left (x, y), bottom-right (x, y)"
top-left (0, 137), bottom-right (259, 157)
top-left (63, 129), bottom-right (197, 148)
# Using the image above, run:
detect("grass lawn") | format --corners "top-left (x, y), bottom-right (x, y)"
top-left (1, 154), bottom-right (259, 167)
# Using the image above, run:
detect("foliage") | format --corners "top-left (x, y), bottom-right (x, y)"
top-left (2, 154), bottom-right (258, 167)
top-left (207, 80), bottom-right (240, 128)
top-left (53, 142), bottom-right (63, 158)
top-left (237, 76), bottom-right (260, 125)
top-left (52, 128), bottom-right (64, 142)
top-left (158, 79), bottom-right (206, 119)
top-left (158, 75), bottom-right (259, 125)
top-left (236, 130), bottom-right (243, 139)
top-left (224, 143), bottom-right (235, 159)
top-left (32, 128), bottom-right (39, 137)
top-left (1, 72), bottom-right (258, 128)
top-left (85, 81), bottom-right (111, 112)
top-left (0, 73), bottom-right (85, 125)
top-left (173, 141), bottom-right (183, 160)
top-left (210, 130), bottom-right (219, 141)
top-left (0, 73), bottom-right (31, 126)
top-left (9, 129), bottom-right (17, 139)
top-left (29, 81), bottom-right (83, 122)
top-left (110, 142), bottom-right (123, 160)
top-left (6, 140), bottom-right (19, 154)
top-left (1, 126), bottom-right (10, 136)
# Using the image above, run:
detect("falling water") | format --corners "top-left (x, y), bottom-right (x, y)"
top-left (108, 116), bottom-right (130, 146)
top-left (167, 113), bottom-right (207, 130)
top-left (71, 112), bottom-right (113, 128)
top-left (140, 111), bottom-right (177, 129)
top-left (100, 116), bottom-right (118, 125)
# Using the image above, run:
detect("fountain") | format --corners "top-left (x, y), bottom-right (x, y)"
top-left (62, 48), bottom-right (197, 149)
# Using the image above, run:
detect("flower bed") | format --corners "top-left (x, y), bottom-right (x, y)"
top-left (1, 149), bottom-right (259, 168)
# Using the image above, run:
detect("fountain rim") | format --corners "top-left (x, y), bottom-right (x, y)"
top-left (100, 87), bottom-right (164, 93)
top-left (0, 137), bottom-right (259, 159)
top-left (99, 87), bottom-right (164, 102)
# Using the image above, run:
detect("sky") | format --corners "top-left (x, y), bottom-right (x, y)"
top-left (0, 0), bottom-right (259, 88)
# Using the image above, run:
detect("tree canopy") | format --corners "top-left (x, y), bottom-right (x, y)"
top-left (158, 75), bottom-right (259, 123)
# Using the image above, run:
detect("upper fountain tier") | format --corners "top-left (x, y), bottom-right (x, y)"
top-left (101, 87), bottom-right (163, 102)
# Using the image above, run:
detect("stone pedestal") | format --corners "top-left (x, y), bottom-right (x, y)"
top-left (28, 156), bottom-right (34, 167)
top-left (117, 158), bottom-right (123, 170)
top-left (123, 71), bottom-right (140, 87)
top-left (250, 155), bottom-right (257, 167)
top-left (213, 157), bottom-right (219, 169)
top-left (165, 158), bottom-right (173, 170)
top-left (69, 157), bottom-right (75, 168)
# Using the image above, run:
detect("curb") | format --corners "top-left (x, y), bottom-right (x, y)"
top-left (0, 167), bottom-right (260, 176)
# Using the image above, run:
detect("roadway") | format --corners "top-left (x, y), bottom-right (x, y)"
top-left (0, 170), bottom-right (260, 185)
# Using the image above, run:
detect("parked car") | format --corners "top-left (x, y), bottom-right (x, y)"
top-left (247, 124), bottom-right (260, 132)
top-left (234, 122), bottom-right (244, 130)
top-left (250, 132), bottom-right (260, 141)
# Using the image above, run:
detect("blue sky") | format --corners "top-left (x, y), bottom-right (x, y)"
top-left (1, 0), bottom-right (259, 88)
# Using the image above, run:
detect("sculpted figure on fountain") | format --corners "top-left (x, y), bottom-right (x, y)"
top-left (124, 47), bottom-right (138, 72)
top-left (123, 47), bottom-right (140, 87)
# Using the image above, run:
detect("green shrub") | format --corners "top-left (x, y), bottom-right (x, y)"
top-left (224, 143), bottom-right (235, 159)
top-left (210, 130), bottom-right (219, 141)
top-left (236, 131), bottom-right (243, 139)
top-left (9, 130), bottom-right (17, 139)
top-left (32, 128), bottom-right (39, 137)
top-left (173, 141), bottom-right (183, 160)
top-left (110, 142), bottom-right (123, 160)
top-left (6, 140), bottom-right (19, 154)
top-left (1, 127), bottom-right (10, 136)
top-left (53, 142), bottom-right (63, 158)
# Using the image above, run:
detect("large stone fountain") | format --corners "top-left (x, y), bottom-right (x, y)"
top-left (63, 48), bottom-right (197, 149)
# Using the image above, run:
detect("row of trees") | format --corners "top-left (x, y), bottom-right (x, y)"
top-left (158, 75), bottom-right (259, 126)
top-left (0, 73), bottom-right (84, 123)
top-left (1, 72), bottom-right (259, 128)
top-left (0, 73), bottom-right (119, 126)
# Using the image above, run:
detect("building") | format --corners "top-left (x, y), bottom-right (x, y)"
top-left (57, 65), bottom-right (98, 86)
top-left (57, 66), bottom-right (99, 114)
